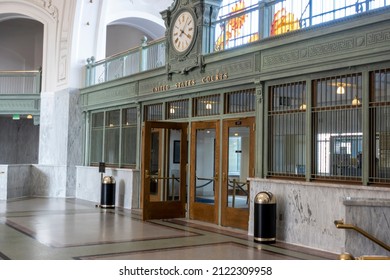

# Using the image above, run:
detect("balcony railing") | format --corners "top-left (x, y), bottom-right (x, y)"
top-left (0, 70), bottom-right (41, 95)
top-left (84, 0), bottom-right (389, 87)
top-left (85, 37), bottom-right (166, 87)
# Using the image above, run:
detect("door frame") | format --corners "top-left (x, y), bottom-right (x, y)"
top-left (141, 121), bottom-right (188, 220)
top-left (189, 120), bottom-right (220, 224)
top-left (221, 117), bottom-right (255, 230)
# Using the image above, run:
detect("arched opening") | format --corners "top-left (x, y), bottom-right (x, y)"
top-left (106, 17), bottom-right (165, 57)
top-left (0, 15), bottom-right (43, 164)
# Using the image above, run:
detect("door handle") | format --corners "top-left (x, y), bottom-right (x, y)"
top-left (145, 169), bottom-right (150, 179)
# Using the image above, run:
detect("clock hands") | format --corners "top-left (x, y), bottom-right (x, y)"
top-left (172, 12), bottom-right (194, 51)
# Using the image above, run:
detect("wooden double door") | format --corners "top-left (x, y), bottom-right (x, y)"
top-left (141, 117), bottom-right (255, 230)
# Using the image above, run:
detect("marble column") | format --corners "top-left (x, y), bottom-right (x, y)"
top-left (36, 88), bottom-right (83, 198)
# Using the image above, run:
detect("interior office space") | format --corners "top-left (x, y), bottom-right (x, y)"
top-left (1, 0), bottom-right (390, 260)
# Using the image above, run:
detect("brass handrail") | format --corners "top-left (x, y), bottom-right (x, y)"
top-left (334, 219), bottom-right (390, 252)
top-left (340, 253), bottom-right (390, 260)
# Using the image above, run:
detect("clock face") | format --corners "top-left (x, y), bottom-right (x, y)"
top-left (171, 11), bottom-right (195, 53)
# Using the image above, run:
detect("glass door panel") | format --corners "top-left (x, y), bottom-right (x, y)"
top-left (142, 121), bottom-right (187, 220)
top-left (190, 121), bottom-right (219, 224)
top-left (222, 118), bottom-right (255, 230)
top-left (226, 126), bottom-right (250, 209)
top-left (195, 128), bottom-right (216, 205)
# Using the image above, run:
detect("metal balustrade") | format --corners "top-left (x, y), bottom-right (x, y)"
top-left (85, 38), bottom-right (166, 87)
top-left (0, 70), bottom-right (41, 95)
top-left (84, 1), bottom-right (389, 87)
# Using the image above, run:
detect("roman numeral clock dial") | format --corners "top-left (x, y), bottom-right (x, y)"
top-left (171, 10), bottom-right (195, 53)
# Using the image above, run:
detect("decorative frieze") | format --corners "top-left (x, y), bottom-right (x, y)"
top-left (85, 84), bottom-right (135, 107)
top-left (367, 29), bottom-right (390, 45)
top-left (0, 100), bottom-right (37, 111)
top-left (308, 37), bottom-right (355, 57)
top-left (262, 27), bottom-right (390, 70)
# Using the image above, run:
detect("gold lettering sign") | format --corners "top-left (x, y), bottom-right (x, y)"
top-left (153, 84), bottom-right (170, 93)
top-left (151, 72), bottom-right (228, 93)
top-left (175, 79), bottom-right (196, 88)
top-left (201, 72), bottom-right (228, 84)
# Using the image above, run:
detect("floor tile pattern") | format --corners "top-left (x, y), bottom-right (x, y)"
top-left (0, 198), bottom-right (337, 260)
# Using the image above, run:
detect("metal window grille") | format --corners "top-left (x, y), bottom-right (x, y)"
top-left (312, 73), bottom-right (362, 181)
top-left (225, 88), bottom-right (256, 114)
top-left (369, 69), bottom-right (390, 184)
top-left (104, 110), bottom-right (121, 166)
top-left (90, 112), bottom-right (104, 165)
top-left (193, 94), bottom-right (220, 117)
top-left (144, 103), bottom-right (163, 121)
top-left (166, 99), bottom-right (189, 119)
top-left (268, 82), bottom-right (306, 177)
top-left (122, 107), bottom-right (138, 168)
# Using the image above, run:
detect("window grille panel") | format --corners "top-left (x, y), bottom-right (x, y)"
top-left (315, 74), bottom-right (362, 108)
top-left (167, 99), bottom-right (189, 119)
top-left (193, 94), bottom-right (220, 117)
top-left (225, 88), bottom-right (256, 114)
top-left (144, 103), bottom-right (163, 121)
top-left (104, 110), bottom-right (120, 166)
top-left (90, 112), bottom-right (104, 165)
top-left (122, 108), bottom-right (138, 167)
top-left (268, 82), bottom-right (306, 177)
top-left (369, 69), bottom-right (390, 183)
top-left (312, 74), bottom-right (363, 181)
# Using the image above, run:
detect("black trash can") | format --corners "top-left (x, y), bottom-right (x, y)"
top-left (254, 191), bottom-right (276, 244)
top-left (100, 176), bottom-right (116, 208)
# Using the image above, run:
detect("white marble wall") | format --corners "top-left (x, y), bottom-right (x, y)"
top-left (0, 165), bottom-right (7, 200)
top-left (38, 88), bottom-right (83, 198)
top-left (6, 165), bottom-right (31, 199)
top-left (344, 198), bottom-right (390, 257)
top-left (30, 165), bottom-right (67, 198)
top-left (249, 178), bottom-right (390, 255)
top-left (76, 166), bottom-right (140, 209)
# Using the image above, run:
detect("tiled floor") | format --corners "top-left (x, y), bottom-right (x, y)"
top-left (0, 198), bottom-right (337, 260)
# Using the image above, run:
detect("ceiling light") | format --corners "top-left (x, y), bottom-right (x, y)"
top-left (352, 96), bottom-right (361, 106)
top-left (336, 86), bottom-right (345, 95)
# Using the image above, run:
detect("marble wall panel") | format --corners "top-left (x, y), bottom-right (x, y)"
top-left (0, 117), bottom-right (39, 164)
top-left (6, 165), bottom-right (32, 199)
top-left (76, 166), bottom-right (140, 209)
top-left (0, 165), bottom-right (8, 200)
top-left (31, 165), bottom-right (67, 197)
top-left (344, 198), bottom-right (390, 257)
top-left (39, 90), bottom-right (70, 165)
top-left (249, 178), bottom-right (390, 255)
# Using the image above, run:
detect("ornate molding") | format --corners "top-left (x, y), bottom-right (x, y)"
top-left (367, 29), bottom-right (390, 45)
top-left (262, 27), bottom-right (390, 69)
top-left (29, 0), bottom-right (59, 21)
top-left (0, 99), bottom-right (37, 110)
top-left (308, 37), bottom-right (355, 57)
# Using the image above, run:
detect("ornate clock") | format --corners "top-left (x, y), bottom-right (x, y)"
top-left (161, 0), bottom-right (222, 76)
top-left (171, 10), bottom-right (196, 54)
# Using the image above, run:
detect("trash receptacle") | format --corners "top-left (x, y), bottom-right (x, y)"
top-left (100, 176), bottom-right (116, 208)
top-left (254, 191), bottom-right (276, 244)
